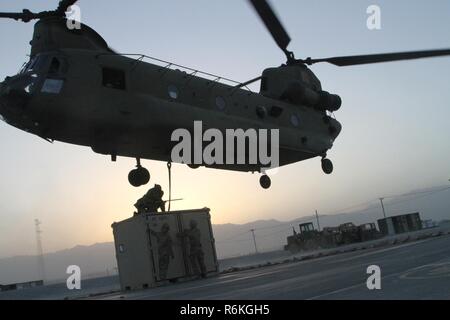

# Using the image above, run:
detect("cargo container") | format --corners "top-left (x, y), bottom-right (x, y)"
top-left (377, 212), bottom-right (422, 236)
top-left (112, 208), bottom-right (218, 291)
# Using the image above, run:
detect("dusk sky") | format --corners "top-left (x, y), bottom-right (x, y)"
top-left (0, 0), bottom-right (449, 258)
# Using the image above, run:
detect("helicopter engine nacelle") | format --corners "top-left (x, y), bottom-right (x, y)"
top-left (282, 81), bottom-right (342, 112)
top-left (317, 90), bottom-right (342, 112)
top-left (282, 81), bottom-right (320, 106)
top-left (260, 66), bottom-right (341, 112)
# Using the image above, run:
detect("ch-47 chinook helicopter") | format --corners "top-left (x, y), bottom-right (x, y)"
top-left (0, 0), bottom-right (449, 189)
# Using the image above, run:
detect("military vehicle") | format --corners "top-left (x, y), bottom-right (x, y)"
top-left (285, 222), bottom-right (333, 253)
top-left (285, 221), bottom-right (381, 253)
top-left (1, 0), bottom-right (449, 189)
top-left (358, 223), bottom-right (380, 242)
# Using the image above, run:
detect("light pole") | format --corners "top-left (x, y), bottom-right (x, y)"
top-left (315, 210), bottom-right (321, 231)
top-left (379, 198), bottom-right (387, 219)
top-left (35, 219), bottom-right (46, 283)
top-left (250, 229), bottom-right (258, 254)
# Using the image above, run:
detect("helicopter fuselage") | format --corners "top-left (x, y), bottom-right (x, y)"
top-left (0, 49), bottom-right (341, 172)
top-left (0, 17), bottom-right (342, 179)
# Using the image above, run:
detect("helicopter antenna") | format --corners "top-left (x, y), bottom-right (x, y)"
top-left (248, 0), bottom-right (450, 66)
top-left (0, 0), bottom-right (78, 23)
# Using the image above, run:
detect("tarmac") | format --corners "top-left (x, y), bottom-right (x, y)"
top-left (1, 227), bottom-right (449, 300)
top-left (93, 232), bottom-right (450, 300)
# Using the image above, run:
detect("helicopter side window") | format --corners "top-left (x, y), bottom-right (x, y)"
top-left (102, 67), bottom-right (126, 90)
top-left (168, 85), bottom-right (179, 99)
top-left (48, 57), bottom-right (61, 75)
top-left (269, 106), bottom-right (283, 118)
top-left (215, 96), bottom-right (226, 111)
top-left (290, 114), bottom-right (300, 127)
top-left (256, 106), bottom-right (267, 119)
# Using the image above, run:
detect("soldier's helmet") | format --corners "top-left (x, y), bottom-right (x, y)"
top-left (154, 184), bottom-right (162, 189)
top-left (189, 219), bottom-right (198, 229)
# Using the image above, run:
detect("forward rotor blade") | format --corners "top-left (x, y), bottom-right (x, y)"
top-left (248, 0), bottom-right (291, 54)
top-left (0, 0), bottom-right (77, 22)
top-left (305, 48), bottom-right (450, 66)
top-left (57, 0), bottom-right (79, 14)
top-left (0, 10), bottom-right (43, 22)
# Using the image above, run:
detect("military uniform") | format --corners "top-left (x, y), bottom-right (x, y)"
top-left (179, 220), bottom-right (207, 278)
top-left (150, 223), bottom-right (174, 280)
top-left (135, 184), bottom-right (166, 214)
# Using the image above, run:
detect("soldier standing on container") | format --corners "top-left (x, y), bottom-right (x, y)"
top-left (179, 219), bottom-right (207, 278)
top-left (150, 223), bottom-right (174, 280)
top-left (134, 184), bottom-right (166, 214)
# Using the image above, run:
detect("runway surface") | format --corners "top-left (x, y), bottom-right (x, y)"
top-left (95, 234), bottom-right (450, 300)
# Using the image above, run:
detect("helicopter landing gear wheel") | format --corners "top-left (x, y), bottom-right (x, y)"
top-left (259, 175), bottom-right (271, 189)
top-left (128, 167), bottom-right (150, 187)
top-left (321, 158), bottom-right (333, 175)
top-left (128, 159), bottom-right (150, 187)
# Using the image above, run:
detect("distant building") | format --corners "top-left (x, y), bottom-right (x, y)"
top-left (422, 220), bottom-right (437, 229)
top-left (377, 212), bottom-right (422, 236)
top-left (0, 280), bottom-right (44, 292)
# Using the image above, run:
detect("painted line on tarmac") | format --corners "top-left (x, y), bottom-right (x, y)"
top-left (325, 239), bottom-right (431, 264)
top-left (400, 260), bottom-right (450, 280)
top-left (307, 242), bottom-right (450, 300)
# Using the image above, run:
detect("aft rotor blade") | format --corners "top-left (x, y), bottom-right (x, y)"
top-left (248, 0), bottom-right (291, 54)
top-left (305, 48), bottom-right (450, 66)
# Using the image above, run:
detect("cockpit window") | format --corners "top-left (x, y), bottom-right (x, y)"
top-left (20, 55), bottom-right (48, 74)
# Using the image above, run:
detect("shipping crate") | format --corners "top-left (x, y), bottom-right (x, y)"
top-left (112, 208), bottom-right (218, 291)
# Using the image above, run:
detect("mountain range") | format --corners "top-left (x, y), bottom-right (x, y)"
top-left (1, 185), bottom-right (449, 284)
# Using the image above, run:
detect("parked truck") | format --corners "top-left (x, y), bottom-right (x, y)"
top-left (285, 221), bottom-right (381, 254)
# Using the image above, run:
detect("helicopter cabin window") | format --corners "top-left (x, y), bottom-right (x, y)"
top-left (215, 96), bottom-right (226, 111)
top-left (168, 85), bottom-right (179, 99)
top-left (269, 106), bottom-right (283, 118)
top-left (290, 114), bottom-right (300, 127)
top-left (256, 106), bottom-right (267, 119)
top-left (102, 67), bottom-right (126, 90)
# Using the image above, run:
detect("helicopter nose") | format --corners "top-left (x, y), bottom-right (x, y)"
top-left (328, 118), bottom-right (342, 140)
top-left (0, 82), bottom-right (7, 122)
top-left (0, 81), bottom-right (32, 126)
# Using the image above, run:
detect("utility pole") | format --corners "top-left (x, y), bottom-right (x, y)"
top-left (34, 219), bottom-right (46, 283)
top-left (315, 210), bottom-right (321, 231)
top-left (250, 229), bottom-right (258, 254)
top-left (379, 198), bottom-right (387, 219)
